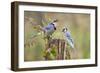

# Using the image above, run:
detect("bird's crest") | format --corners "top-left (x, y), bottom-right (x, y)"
top-left (62, 26), bottom-right (68, 32)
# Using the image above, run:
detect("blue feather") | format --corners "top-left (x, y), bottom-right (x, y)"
top-left (65, 31), bottom-right (74, 49)
top-left (43, 23), bottom-right (56, 36)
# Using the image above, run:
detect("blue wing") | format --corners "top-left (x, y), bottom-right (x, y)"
top-left (65, 31), bottom-right (74, 48)
top-left (43, 23), bottom-right (54, 30)
top-left (42, 23), bottom-right (55, 36)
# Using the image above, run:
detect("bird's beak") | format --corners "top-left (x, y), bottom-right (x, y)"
top-left (62, 29), bottom-right (64, 32)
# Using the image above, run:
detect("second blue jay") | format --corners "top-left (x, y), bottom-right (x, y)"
top-left (62, 27), bottom-right (74, 49)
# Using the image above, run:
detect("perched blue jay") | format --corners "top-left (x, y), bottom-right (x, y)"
top-left (42, 19), bottom-right (58, 38)
top-left (31, 19), bottom-right (58, 38)
top-left (62, 27), bottom-right (74, 49)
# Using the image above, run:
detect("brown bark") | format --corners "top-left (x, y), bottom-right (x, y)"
top-left (45, 39), bottom-right (71, 60)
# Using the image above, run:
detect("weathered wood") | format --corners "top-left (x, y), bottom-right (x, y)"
top-left (45, 39), bottom-right (70, 60)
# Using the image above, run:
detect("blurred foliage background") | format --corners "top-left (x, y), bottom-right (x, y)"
top-left (24, 11), bottom-right (90, 61)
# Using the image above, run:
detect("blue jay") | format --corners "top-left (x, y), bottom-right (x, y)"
top-left (62, 27), bottom-right (74, 49)
top-left (31, 19), bottom-right (58, 38)
top-left (42, 19), bottom-right (58, 38)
